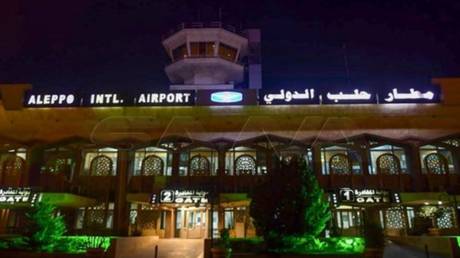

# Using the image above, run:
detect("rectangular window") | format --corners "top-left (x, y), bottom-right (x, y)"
top-left (213, 211), bottom-right (219, 238)
top-left (106, 212), bottom-right (113, 229)
top-left (188, 211), bottom-right (195, 229)
top-left (179, 153), bottom-right (189, 176)
top-left (172, 44), bottom-right (187, 61)
top-left (218, 43), bottom-right (237, 62)
top-left (106, 203), bottom-right (114, 229)
top-left (224, 209), bottom-right (234, 229)
top-left (190, 42), bottom-right (215, 57)
top-left (176, 210), bottom-right (182, 229)
top-left (196, 211), bottom-right (202, 226)
top-left (75, 208), bottom-right (85, 229)
top-left (336, 210), bottom-right (361, 229)
top-left (406, 207), bottom-right (415, 228)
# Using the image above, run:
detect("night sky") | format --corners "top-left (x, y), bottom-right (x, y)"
top-left (1, 0), bottom-right (459, 92)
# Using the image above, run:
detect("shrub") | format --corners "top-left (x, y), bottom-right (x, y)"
top-left (25, 202), bottom-right (66, 252)
top-left (250, 158), bottom-right (331, 249)
top-left (56, 236), bottom-right (112, 253)
top-left (276, 236), bottom-right (365, 254)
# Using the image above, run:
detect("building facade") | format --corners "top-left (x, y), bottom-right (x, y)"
top-left (0, 22), bottom-right (459, 239)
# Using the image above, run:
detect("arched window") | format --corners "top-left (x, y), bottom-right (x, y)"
top-left (329, 154), bottom-right (351, 175)
top-left (0, 155), bottom-right (26, 185)
top-left (3, 156), bottom-right (25, 176)
top-left (376, 154), bottom-right (401, 175)
top-left (134, 147), bottom-right (170, 176)
top-left (90, 155), bottom-right (113, 176)
top-left (43, 155), bottom-right (74, 174)
top-left (141, 155), bottom-right (164, 176)
top-left (419, 145), bottom-right (454, 174)
top-left (369, 144), bottom-right (408, 175)
top-left (189, 155), bottom-right (210, 176)
top-left (83, 148), bottom-right (118, 175)
top-left (320, 145), bottom-right (361, 175)
top-left (424, 153), bottom-right (448, 175)
top-left (225, 146), bottom-right (262, 175)
top-left (235, 155), bottom-right (257, 175)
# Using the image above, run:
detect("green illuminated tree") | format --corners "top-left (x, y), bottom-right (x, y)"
top-left (249, 158), bottom-right (331, 248)
top-left (26, 202), bottom-right (67, 252)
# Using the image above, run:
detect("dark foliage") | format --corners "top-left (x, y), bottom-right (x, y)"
top-left (249, 158), bottom-right (331, 249)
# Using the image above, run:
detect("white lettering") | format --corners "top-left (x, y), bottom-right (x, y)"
top-left (26, 94), bottom-right (76, 106)
top-left (167, 93), bottom-right (174, 103)
top-left (27, 95), bottom-right (36, 105)
top-left (138, 94), bottom-right (146, 104)
top-left (136, 93), bottom-right (192, 105)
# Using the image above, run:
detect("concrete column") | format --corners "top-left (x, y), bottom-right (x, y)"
top-left (113, 149), bottom-right (130, 236)
top-left (171, 150), bottom-right (180, 178)
top-left (407, 143), bottom-right (423, 191)
top-left (72, 149), bottom-right (83, 183)
top-left (218, 206), bottom-right (225, 233)
top-left (217, 149), bottom-right (226, 177)
top-left (265, 149), bottom-right (273, 175)
top-left (26, 145), bottom-right (45, 187)
top-left (358, 142), bottom-right (370, 176)
top-left (312, 144), bottom-right (327, 189)
top-left (312, 144), bottom-right (322, 177)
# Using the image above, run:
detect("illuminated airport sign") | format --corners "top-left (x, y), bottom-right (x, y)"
top-left (24, 86), bottom-right (440, 108)
top-left (159, 189), bottom-right (208, 205)
top-left (330, 188), bottom-right (401, 206)
top-left (260, 86), bottom-right (439, 105)
top-left (0, 187), bottom-right (40, 205)
top-left (26, 94), bottom-right (77, 107)
top-left (25, 91), bottom-right (195, 107)
top-left (260, 88), bottom-right (319, 105)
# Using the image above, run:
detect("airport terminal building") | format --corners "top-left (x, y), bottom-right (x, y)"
top-left (0, 23), bottom-right (459, 239)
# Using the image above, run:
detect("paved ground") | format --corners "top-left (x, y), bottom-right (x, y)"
top-left (384, 243), bottom-right (447, 258)
top-left (117, 238), bottom-right (447, 258)
top-left (156, 239), bottom-right (204, 258)
top-left (115, 238), bottom-right (204, 258)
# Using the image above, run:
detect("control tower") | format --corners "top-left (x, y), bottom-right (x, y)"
top-left (162, 22), bottom-right (262, 90)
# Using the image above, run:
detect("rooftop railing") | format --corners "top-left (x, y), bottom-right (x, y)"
top-left (162, 22), bottom-right (241, 40)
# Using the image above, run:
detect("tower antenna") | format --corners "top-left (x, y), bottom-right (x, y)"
top-left (343, 43), bottom-right (352, 88)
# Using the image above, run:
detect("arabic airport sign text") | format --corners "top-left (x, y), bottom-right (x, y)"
top-left (24, 86), bottom-right (440, 108)
top-left (0, 187), bottom-right (40, 205)
top-left (260, 87), bottom-right (439, 105)
top-left (158, 189), bottom-right (209, 205)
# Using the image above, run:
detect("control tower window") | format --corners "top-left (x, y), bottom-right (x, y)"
top-left (190, 42), bottom-right (215, 57)
top-left (218, 43), bottom-right (237, 62)
top-left (172, 44), bottom-right (187, 61)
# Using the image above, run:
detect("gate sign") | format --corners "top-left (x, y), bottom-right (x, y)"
top-left (0, 188), bottom-right (40, 205)
top-left (159, 189), bottom-right (208, 205)
top-left (337, 188), bottom-right (400, 204)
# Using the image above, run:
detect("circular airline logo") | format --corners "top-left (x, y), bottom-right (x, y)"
top-left (210, 91), bottom-right (243, 103)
